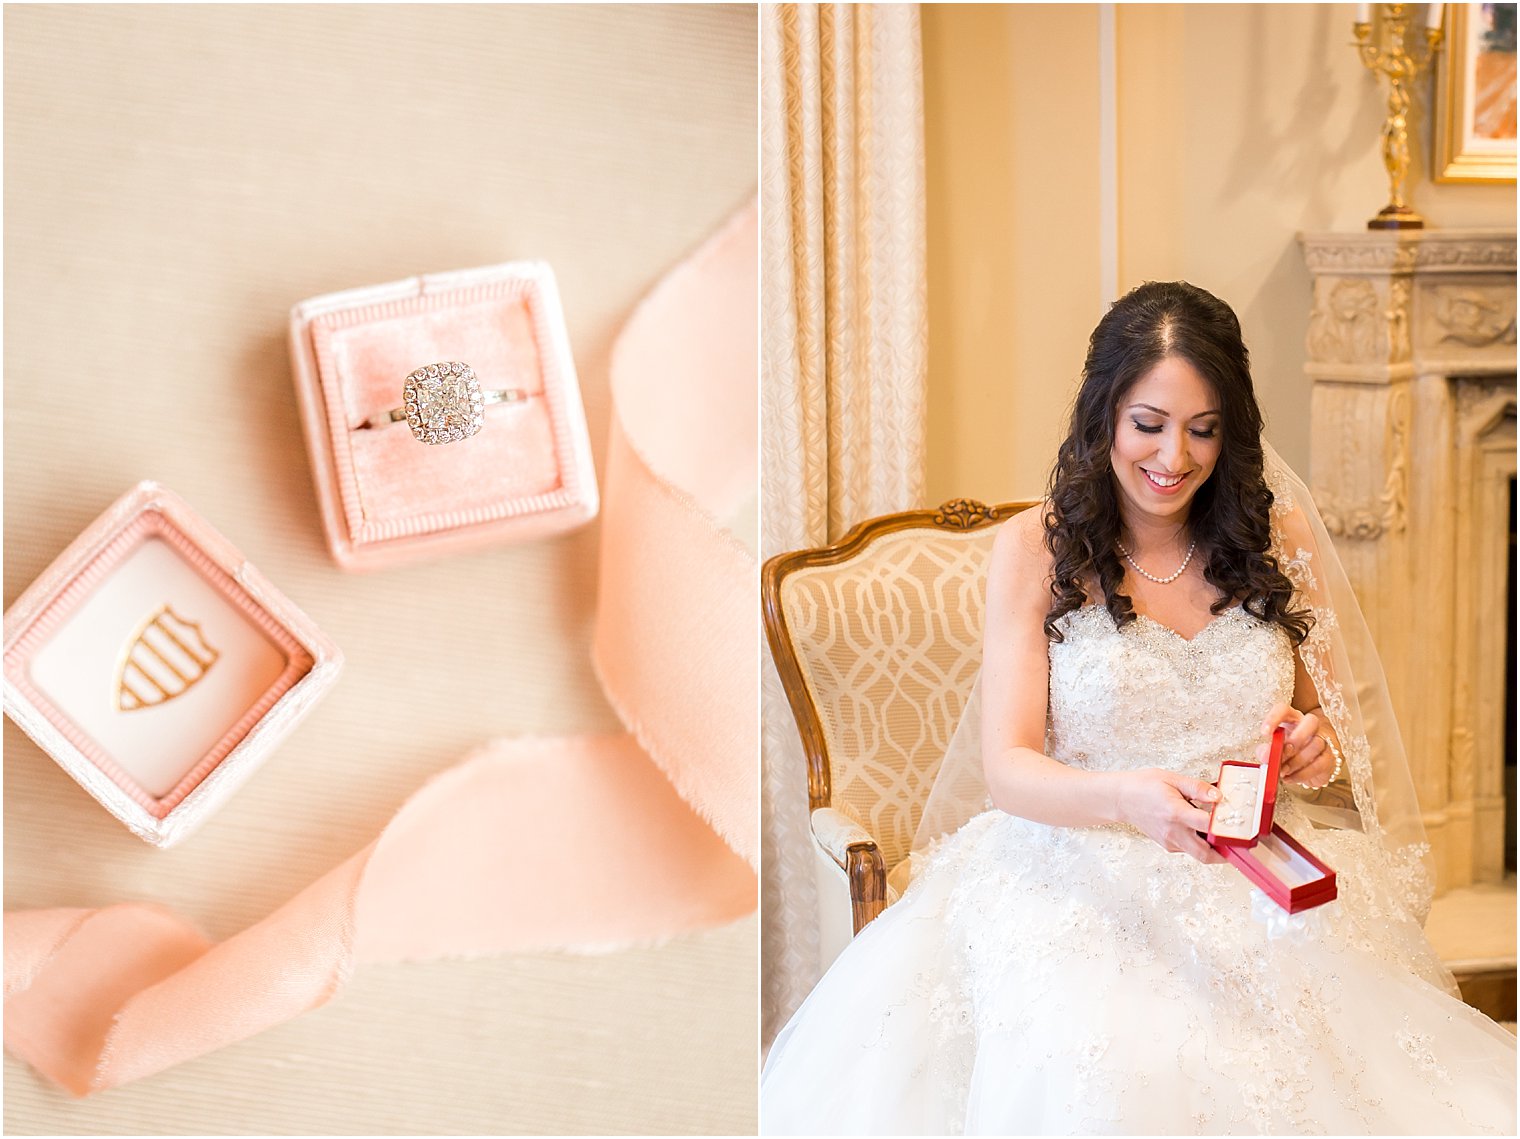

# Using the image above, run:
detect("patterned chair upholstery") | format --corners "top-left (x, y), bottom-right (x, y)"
top-left (764, 498), bottom-right (1035, 969)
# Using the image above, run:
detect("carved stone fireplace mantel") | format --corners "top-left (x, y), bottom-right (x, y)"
top-left (1298, 229), bottom-right (1517, 895)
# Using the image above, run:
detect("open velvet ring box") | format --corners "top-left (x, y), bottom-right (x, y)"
top-left (289, 261), bottom-right (599, 570)
top-left (3, 482), bottom-right (342, 846)
top-left (1205, 725), bottom-right (1338, 913)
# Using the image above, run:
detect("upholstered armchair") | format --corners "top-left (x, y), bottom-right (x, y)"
top-left (763, 498), bottom-right (1035, 970)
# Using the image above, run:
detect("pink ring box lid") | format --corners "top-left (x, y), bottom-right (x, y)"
top-left (289, 261), bottom-right (599, 571)
top-left (3, 482), bottom-right (343, 847)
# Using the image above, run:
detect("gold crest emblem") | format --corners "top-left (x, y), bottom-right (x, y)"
top-left (115, 605), bottom-right (220, 712)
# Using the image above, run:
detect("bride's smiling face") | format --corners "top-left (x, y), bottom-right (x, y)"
top-left (1109, 355), bottom-right (1222, 523)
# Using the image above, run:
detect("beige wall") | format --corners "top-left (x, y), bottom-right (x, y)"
top-left (924, 2), bottom-right (1515, 506)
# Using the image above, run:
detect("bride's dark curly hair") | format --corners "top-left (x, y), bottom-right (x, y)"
top-left (1042, 280), bottom-right (1312, 647)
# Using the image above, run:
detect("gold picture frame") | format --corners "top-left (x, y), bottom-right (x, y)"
top-left (1434, 3), bottom-right (1518, 183)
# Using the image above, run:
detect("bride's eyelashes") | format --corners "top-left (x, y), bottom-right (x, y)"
top-left (1131, 420), bottom-right (1217, 439)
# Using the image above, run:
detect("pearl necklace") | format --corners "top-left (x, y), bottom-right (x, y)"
top-left (1117, 539), bottom-right (1196, 584)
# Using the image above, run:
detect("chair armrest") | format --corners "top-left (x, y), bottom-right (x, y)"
top-left (810, 806), bottom-right (876, 867)
top-left (811, 807), bottom-right (888, 935)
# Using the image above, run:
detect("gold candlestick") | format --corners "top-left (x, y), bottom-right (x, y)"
top-left (1353, 5), bottom-right (1444, 229)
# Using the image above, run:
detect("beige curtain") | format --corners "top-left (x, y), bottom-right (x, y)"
top-left (760, 2), bottom-right (928, 1046)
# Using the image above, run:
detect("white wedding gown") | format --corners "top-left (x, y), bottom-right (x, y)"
top-left (761, 601), bottom-right (1518, 1135)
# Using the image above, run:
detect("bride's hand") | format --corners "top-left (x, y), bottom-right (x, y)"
top-left (1115, 769), bottom-right (1227, 864)
top-left (1257, 701), bottom-right (1335, 788)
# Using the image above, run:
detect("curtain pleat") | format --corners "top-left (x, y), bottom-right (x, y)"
top-left (760, 1), bottom-right (928, 1047)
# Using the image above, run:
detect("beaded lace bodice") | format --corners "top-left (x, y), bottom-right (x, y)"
top-left (1045, 602), bottom-right (1296, 784)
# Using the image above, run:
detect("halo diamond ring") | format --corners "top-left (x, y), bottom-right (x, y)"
top-left (359, 362), bottom-right (527, 446)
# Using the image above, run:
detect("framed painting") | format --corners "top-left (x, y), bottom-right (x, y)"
top-left (1434, 2), bottom-right (1518, 182)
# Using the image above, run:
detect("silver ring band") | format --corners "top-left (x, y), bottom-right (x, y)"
top-left (359, 387), bottom-right (529, 430)
top-left (357, 361), bottom-right (528, 445)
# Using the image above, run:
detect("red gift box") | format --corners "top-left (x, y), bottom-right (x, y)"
top-left (1205, 725), bottom-right (1338, 913)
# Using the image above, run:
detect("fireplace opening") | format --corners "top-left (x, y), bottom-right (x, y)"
top-left (1506, 476), bottom-right (1516, 874)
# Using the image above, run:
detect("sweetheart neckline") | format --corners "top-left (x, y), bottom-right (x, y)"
top-left (1077, 601), bottom-right (1247, 645)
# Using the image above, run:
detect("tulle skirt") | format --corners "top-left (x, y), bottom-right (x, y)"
top-left (761, 808), bottom-right (1517, 1135)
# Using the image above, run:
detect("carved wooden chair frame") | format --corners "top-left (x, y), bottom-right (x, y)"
top-left (762, 498), bottom-right (1031, 935)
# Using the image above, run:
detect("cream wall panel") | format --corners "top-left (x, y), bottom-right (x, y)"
top-left (924, 3), bottom-right (1104, 508)
top-left (1116, 4), bottom-right (1187, 289)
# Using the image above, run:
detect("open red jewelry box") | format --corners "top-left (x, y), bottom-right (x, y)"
top-left (288, 261), bottom-right (599, 571)
top-left (1205, 725), bottom-right (1338, 913)
top-left (2, 482), bottom-right (342, 847)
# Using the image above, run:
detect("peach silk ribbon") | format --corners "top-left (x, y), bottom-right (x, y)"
top-left (4, 201), bottom-right (759, 1095)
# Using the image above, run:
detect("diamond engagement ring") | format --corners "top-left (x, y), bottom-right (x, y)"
top-left (358, 362), bottom-right (528, 446)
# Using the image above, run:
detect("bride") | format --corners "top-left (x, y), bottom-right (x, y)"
top-left (760, 282), bottom-right (1517, 1135)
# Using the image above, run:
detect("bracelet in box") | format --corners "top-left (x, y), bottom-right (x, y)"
top-left (1205, 725), bottom-right (1339, 914)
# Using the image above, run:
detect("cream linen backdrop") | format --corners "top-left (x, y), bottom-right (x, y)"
top-left (4, 6), bottom-right (756, 1134)
top-left (760, 3), bottom-right (928, 1046)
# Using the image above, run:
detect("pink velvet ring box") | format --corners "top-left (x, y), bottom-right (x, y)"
top-left (1205, 726), bottom-right (1339, 913)
top-left (289, 262), bottom-right (599, 570)
top-left (2, 482), bottom-right (342, 847)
